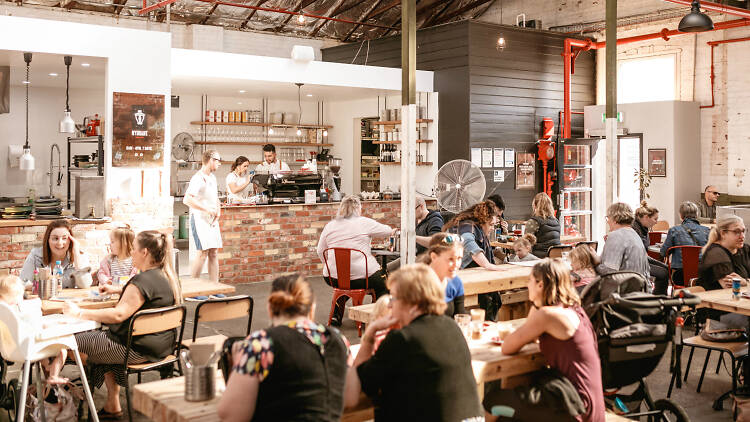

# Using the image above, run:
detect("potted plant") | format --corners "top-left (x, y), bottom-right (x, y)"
top-left (634, 168), bottom-right (652, 200)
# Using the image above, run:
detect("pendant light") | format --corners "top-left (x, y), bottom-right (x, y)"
top-left (59, 55), bottom-right (75, 133)
top-left (678, 0), bottom-right (714, 33)
top-left (20, 52), bottom-right (35, 171)
top-left (496, 36), bottom-right (506, 52)
top-left (295, 82), bottom-right (303, 136)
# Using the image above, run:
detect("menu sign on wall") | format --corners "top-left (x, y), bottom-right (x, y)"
top-left (112, 92), bottom-right (165, 168)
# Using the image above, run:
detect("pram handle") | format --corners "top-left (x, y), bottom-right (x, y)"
top-left (605, 291), bottom-right (701, 309)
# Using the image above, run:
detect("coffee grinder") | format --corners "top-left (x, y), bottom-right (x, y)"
top-left (328, 157), bottom-right (342, 201)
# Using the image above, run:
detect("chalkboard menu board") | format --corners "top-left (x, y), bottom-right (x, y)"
top-left (112, 92), bottom-right (165, 168)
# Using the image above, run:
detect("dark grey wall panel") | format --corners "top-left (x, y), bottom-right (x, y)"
top-left (321, 20), bottom-right (595, 220)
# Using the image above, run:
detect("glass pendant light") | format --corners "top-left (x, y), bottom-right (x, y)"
top-left (59, 55), bottom-right (75, 133)
top-left (20, 52), bottom-right (35, 171)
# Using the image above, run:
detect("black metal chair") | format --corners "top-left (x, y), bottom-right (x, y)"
top-left (547, 245), bottom-right (573, 258)
top-left (182, 295), bottom-right (254, 351)
top-left (575, 240), bottom-right (599, 253)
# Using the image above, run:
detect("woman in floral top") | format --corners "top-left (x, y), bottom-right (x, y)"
top-left (218, 274), bottom-right (351, 422)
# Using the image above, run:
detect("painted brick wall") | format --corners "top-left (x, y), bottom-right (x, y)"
top-left (218, 200), bottom-right (429, 284)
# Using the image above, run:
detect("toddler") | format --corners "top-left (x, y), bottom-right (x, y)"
top-left (0, 275), bottom-right (67, 384)
top-left (371, 295), bottom-right (396, 351)
top-left (570, 244), bottom-right (600, 288)
top-left (98, 226), bottom-right (137, 285)
top-left (506, 234), bottom-right (540, 263)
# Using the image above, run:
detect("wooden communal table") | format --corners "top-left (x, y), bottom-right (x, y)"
top-left (133, 371), bottom-right (225, 422)
top-left (39, 278), bottom-right (236, 315)
top-left (492, 234), bottom-right (586, 251)
top-left (695, 288), bottom-right (750, 315)
top-left (348, 265), bottom-right (532, 324)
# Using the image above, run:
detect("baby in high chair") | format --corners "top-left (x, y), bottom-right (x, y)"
top-left (0, 275), bottom-right (68, 384)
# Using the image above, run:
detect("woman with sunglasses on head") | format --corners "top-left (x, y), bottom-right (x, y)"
top-left (419, 233), bottom-right (466, 316)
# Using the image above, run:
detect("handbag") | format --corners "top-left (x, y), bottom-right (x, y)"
top-left (25, 382), bottom-right (82, 422)
top-left (700, 319), bottom-right (747, 343)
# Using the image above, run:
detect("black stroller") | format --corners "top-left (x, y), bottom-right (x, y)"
top-left (0, 358), bottom-right (19, 421)
top-left (581, 272), bottom-right (701, 421)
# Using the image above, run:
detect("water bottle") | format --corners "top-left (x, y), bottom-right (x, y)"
top-left (54, 260), bottom-right (64, 292)
top-left (32, 269), bottom-right (39, 295)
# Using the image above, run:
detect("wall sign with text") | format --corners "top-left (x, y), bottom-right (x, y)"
top-left (112, 92), bottom-right (165, 168)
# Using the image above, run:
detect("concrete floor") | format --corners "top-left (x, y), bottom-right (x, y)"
top-left (0, 277), bottom-right (737, 421)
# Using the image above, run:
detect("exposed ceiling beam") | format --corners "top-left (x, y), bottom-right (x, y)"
top-left (200, 2), bottom-right (220, 25)
top-left (369, 0), bottom-right (401, 20)
top-left (420, 0), bottom-right (454, 28)
top-left (274, 0), bottom-right (318, 33)
top-left (432, 0), bottom-right (493, 25)
top-left (240, 0), bottom-right (271, 29)
top-left (308, 0), bottom-right (349, 37)
top-left (472, 0), bottom-right (495, 19)
top-left (342, 0), bottom-right (386, 42)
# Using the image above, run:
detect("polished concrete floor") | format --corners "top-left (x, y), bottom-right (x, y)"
top-left (0, 277), bottom-right (737, 421)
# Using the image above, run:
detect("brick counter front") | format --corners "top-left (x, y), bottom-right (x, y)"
top-left (218, 200), bottom-right (422, 284)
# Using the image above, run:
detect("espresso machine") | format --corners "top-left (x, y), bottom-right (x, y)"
top-left (328, 157), bottom-right (342, 201)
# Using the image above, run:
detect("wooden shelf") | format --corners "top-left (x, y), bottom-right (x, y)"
top-left (220, 160), bottom-right (329, 165)
top-left (372, 139), bottom-right (433, 145)
top-left (378, 161), bottom-right (433, 166)
top-left (361, 177), bottom-right (380, 181)
top-left (361, 137), bottom-right (380, 141)
top-left (194, 141), bottom-right (333, 147)
top-left (372, 119), bottom-right (433, 125)
top-left (191, 121), bottom-right (332, 129)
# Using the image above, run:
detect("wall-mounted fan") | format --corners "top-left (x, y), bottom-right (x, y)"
top-left (434, 159), bottom-right (486, 213)
top-left (172, 132), bottom-right (194, 162)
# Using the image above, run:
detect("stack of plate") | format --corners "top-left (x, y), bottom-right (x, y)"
top-left (35, 197), bottom-right (63, 219)
top-left (73, 154), bottom-right (91, 168)
top-left (2, 205), bottom-right (32, 219)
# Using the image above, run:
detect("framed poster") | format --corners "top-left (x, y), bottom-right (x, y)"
top-left (516, 152), bottom-right (536, 190)
top-left (112, 92), bottom-right (165, 168)
top-left (648, 148), bottom-right (667, 177)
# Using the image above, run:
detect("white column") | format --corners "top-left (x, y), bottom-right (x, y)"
top-left (401, 104), bottom-right (417, 265)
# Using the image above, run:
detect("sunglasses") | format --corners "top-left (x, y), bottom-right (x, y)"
top-left (441, 234), bottom-right (460, 245)
top-left (707, 191), bottom-right (720, 196)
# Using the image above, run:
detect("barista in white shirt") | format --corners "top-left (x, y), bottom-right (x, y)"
top-left (255, 144), bottom-right (290, 174)
top-left (226, 156), bottom-right (252, 203)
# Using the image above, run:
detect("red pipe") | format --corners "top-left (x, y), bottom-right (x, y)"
top-left (701, 36), bottom-right (750, 109)
top-left (562, 18), bottom-right (750, 138)
top-left (662, 0), bottom-right (750, 20)
top-left (141, 0), bottom-right (395, 29)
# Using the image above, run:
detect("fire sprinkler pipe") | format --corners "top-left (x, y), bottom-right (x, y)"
top-left (562, 17), bottom-right (750, 139)
top-left (701, 36), bottom-right (750, 109)
top-left (140, 0), bottom-right (396, 30)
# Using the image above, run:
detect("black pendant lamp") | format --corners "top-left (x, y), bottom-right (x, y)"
top-left (678, 0), bottom-right (714, 33)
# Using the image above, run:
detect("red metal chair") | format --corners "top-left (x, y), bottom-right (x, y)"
top-left (648, 232), bottom-right (664, 246)
top-left (323, 248), bottom-right (376, 336)
top-left (666, 245), bottom-right (702, 290)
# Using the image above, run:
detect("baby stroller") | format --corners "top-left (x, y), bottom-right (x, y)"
top-left (0, 358), bottom-right (19, 421)
top-left (581, 271), bottom-right (701, 421)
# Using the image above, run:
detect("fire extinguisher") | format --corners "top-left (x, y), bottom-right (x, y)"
top-left (536, 117), bottom-right (556, 198)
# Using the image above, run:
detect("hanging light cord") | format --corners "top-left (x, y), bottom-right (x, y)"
top-left (65, 62), bottom-right (70, 112)
top-left (298, 84), bottom-right (302, 125)
top-left (25, 62), bottom-right (29, 148)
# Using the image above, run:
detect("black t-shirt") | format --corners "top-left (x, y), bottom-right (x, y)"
top-left (357, 314), bottom-right (482, 422)
top-left (698, 243), bottom-right (750, 291)
top-left (416, 210), bottom-right (444, 255)
top-left (106, 268), bottom-right (176, 360)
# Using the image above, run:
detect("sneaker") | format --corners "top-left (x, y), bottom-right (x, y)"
top-left (185, 296), bottom-right (209, 302)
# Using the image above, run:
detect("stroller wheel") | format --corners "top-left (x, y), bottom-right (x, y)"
top-left (653, 399), bottom-right (690, 422)
top-left (5, 378), bottom-right (18, 422)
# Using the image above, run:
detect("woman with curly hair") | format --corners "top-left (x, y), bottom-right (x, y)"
top-left (444, 200), bottom-right (504, 319)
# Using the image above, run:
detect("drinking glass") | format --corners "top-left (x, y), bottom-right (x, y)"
top-left (454, 314), bottom-right (471, 340)
top-left (470, 308), bottom-right (485, 322)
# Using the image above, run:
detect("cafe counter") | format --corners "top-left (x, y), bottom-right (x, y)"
top-left (218, 200), bottom-right (431, 284)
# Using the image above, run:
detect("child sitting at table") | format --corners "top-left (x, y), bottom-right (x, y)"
top-left (97, 226), bottom-right (137, 285)
top-left (0, 275), bottom-right (68, 384)
top-left (506, 234), bottom-right (540, 263)
top-left (570, 244), bottom-right (600, 289)
top-left (371, 294), bottom-right (395, 351)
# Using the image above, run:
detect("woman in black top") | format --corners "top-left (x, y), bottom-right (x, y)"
top-left (345, 264), bottom-right (483, 422)
top-left (219, 274), bottom-right (350, 422)
top-left (65, 230), bottom-right (181, 419)
top-left (698, 215), bottom-right (750, 291)
top-left (526, 193), bottom-right (561, 258)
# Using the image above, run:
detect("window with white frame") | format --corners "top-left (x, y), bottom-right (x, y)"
top-left (617, 54), bottom-right (677, 103)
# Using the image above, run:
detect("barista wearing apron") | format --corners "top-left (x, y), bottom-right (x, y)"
top-left (183, 150), bottom-right (223, 282)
